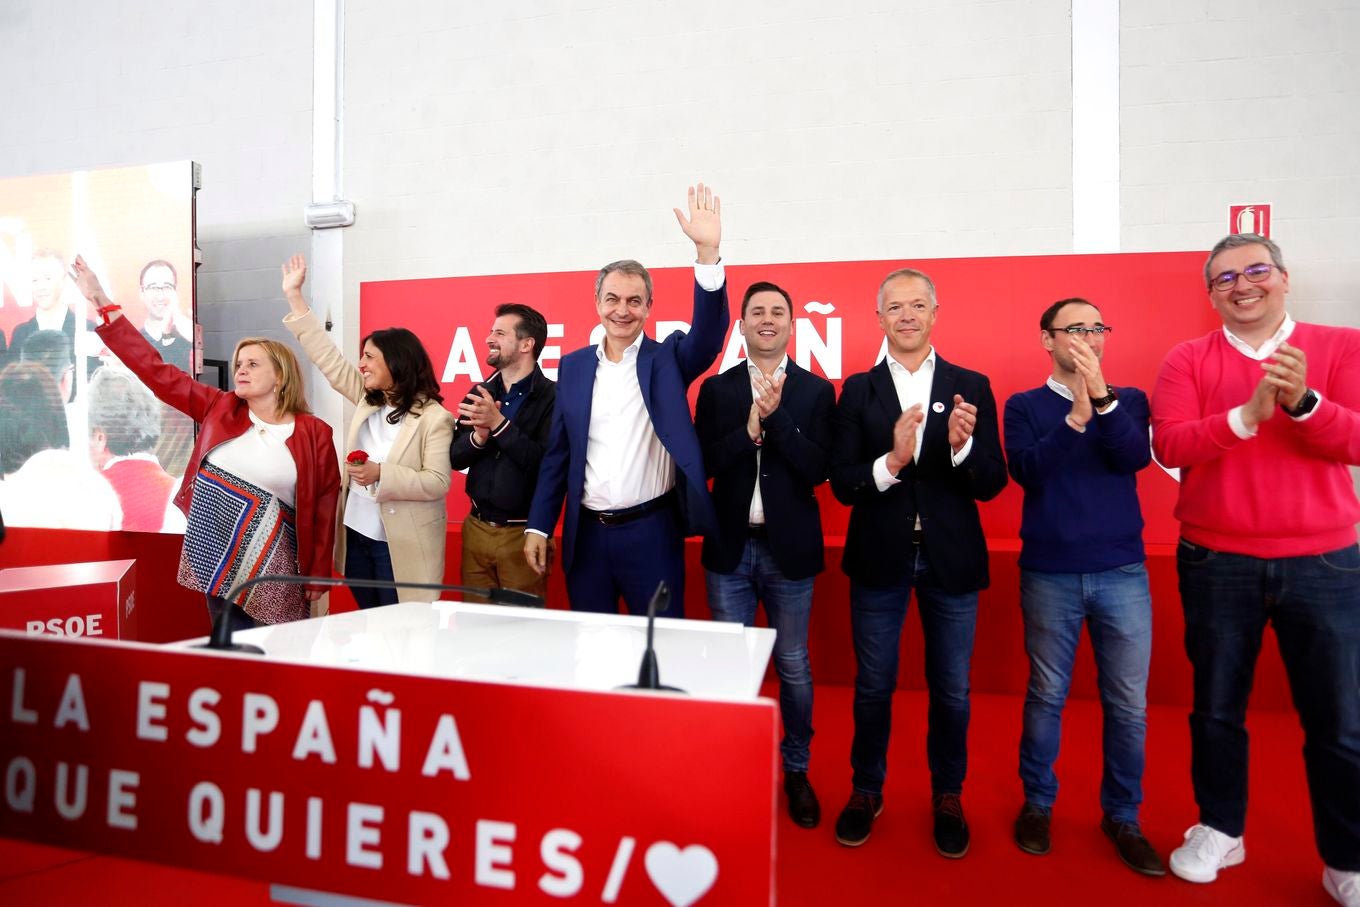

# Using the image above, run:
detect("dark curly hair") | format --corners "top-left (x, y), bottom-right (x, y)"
top-left (362, 328), bottom-right (444, 423)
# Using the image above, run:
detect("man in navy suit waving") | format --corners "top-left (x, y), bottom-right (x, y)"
top-left (696, 280), bottom-right (836, 828)
top-left (830, 268), bottom-right (1008, 855)
top-left (524, 184), bottom-right (728, 617)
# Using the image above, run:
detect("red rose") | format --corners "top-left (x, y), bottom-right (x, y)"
top-left (346, 450), bottom-right (369, 465)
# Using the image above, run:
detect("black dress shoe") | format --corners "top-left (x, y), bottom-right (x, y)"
top-left (834, 791), bottom-right (884, 846)
top-left (1101, 815), bottom-right (1167, 877)
top-left (784, 771), bottom-right (821, 828)
top-left (932, 793), bottom-right (970, 858)
top-left (1014, 802), bottom-right (1052, 855)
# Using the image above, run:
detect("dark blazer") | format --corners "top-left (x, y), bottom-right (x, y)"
top-left (450, 365), bottom-right (556, 522)
top-left (830, 354), bottom-right (1007, 592)
top-left (527, 280), bottom-right (729, 573)
top-left (696, 359), bottom-right (835, 580)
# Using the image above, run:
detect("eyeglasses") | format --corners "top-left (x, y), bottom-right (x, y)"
top-left (1046, 325), bottom-right (1113, 337)
top-left (1210, 262), bottom-right (1276, 291)
top-left (142, 282), bottom-right (175, 293)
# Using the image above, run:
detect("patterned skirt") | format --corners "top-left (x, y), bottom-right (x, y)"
top-left (177, 460), bottom-right (306, 625)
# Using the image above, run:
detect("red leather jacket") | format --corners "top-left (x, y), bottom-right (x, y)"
top-left (97, 317), bottom-right (340, 591)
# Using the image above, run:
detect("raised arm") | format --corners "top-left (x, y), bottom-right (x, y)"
top-left (672, 183), bottom-right (729, 383)
top-left (280, 255), bottom-right (366, 404)
top-left (72, 255), bottom-right (221, 422)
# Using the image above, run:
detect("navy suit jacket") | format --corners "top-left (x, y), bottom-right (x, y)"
top-left (696, 359), bottom-right (835, 581)
top-left (527, 280), bottom-right (729, 573)
top-left (830, 355), bottom-right (1008, 592)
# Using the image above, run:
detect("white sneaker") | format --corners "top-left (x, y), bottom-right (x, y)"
top-left (1168, 823), bottom-right (1245, 883)
top-left (1324, 867), bottom-right (1360, 907)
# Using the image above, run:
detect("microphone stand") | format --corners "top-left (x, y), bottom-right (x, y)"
top-left (198, 575), bottom-right (544, 654)
top-left (621, 581), bottom-right (686, 694)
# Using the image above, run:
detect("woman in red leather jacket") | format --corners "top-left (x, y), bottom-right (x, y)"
top-left (72, 256), bottom-right (339, 631)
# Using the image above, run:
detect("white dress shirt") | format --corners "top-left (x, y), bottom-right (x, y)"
top-left (747, 355), bottom-right (788, 525)
top-left (344, 404), bottom-right (403, 540)
top-left (871, 348), bottom-right (972, 493)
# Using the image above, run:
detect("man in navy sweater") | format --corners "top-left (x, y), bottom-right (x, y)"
top-left (1002, 297), bottom-right (1165, 877)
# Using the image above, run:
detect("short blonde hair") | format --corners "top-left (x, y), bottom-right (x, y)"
top-left (231, 337), bottom-right (311, 416)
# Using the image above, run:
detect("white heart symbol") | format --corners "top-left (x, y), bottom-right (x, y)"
top-left (644, 842), bottom-right (719, 907)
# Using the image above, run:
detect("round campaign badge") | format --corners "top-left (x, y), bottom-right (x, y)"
top-left (932, 401), bottom-right (946, 413)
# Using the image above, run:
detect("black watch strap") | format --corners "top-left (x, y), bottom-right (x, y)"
top-left (1089, 386), bottom-right (1118, 409)
top-left (1282, 388), bottom-right (1319, 418)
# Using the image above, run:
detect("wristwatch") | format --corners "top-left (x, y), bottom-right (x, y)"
top-left (1089, 386), bottom-right (1118, 409)
top-left (1282, 388), bottom-right (1319, 418)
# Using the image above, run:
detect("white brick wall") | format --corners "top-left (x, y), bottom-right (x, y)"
top-left (342, 0), bottom-right (1077, 290)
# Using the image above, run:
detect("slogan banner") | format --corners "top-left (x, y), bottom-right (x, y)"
top-left (362, 251), bottom-right (1220, 542)
top-left (0, 633), bottom-right (778, 905)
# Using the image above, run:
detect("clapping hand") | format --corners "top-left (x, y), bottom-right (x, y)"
top-left (947, 395), bottom-right (977, 453)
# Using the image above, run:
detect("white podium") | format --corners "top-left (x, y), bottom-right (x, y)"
top-left (220, 601), bottom-right (777, 700)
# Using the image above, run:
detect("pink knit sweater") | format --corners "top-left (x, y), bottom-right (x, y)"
top-left (1151, 321), bottom-right (1360, 557)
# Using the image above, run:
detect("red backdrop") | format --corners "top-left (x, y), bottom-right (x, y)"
top-left (360, 251), bottom-right (1216, 544)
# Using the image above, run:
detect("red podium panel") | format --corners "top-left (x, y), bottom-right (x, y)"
top-left (0, 559), bottom-right (137, 641)
top-left (0, 633), bottom-right (778, 905)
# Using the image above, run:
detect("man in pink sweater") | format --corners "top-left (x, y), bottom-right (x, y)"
top-left (1151, 233), bottom-right (1360, 906)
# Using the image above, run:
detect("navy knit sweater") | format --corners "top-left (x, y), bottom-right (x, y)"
top-left (1003, 383), bottom-right (1151, 573)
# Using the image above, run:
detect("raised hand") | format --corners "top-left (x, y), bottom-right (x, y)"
top-left (281, 254), bottom-right (309, 315)
top-left (886, 404), bottom-right (925, 474)
top-left (70, 255), bottom-right (119, 320)
top-left (672, 182), bottom-right (722, 265)
top-left (947, 394), bottom-right (977, 452)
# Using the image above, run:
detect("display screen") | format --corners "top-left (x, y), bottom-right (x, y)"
top-left (0, 161), bottom-right (197, 533)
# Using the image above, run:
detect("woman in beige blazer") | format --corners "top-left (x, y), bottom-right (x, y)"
top-left (280, 255), bottom-right (454, 607)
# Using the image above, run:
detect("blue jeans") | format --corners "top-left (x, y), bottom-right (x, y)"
top-left (849, 545), bottom-right (977, 796)
top-left (1018, 564), bottom-right (1152, 823)
top-left (706, 536), bottom-right (815, 773)
top-left (1178, 539), bottom-right (1360, 871)
top-left (345, 527), bottom-right (399, 609)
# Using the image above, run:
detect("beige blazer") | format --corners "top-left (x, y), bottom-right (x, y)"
top-left (285, 310), bottom-right (454, 601)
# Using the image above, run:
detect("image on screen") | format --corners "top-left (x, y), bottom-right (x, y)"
top-left (0, 161), bottom-right (198, 533)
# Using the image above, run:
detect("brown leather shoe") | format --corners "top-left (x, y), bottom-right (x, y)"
top-left (1102, 815), bottom-right (1167, 877)
top-left (1014, 802), bottom-right (1051, 855)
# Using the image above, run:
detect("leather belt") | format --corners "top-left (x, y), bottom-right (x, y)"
top-left (748, 524), bottom-right (768, 538)
top-left (469, 508), bottom-right (528, 529)
top-left (582, 491), bottom-right (676, 527)
top-left (912, 527), bottom-right (924, 545)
